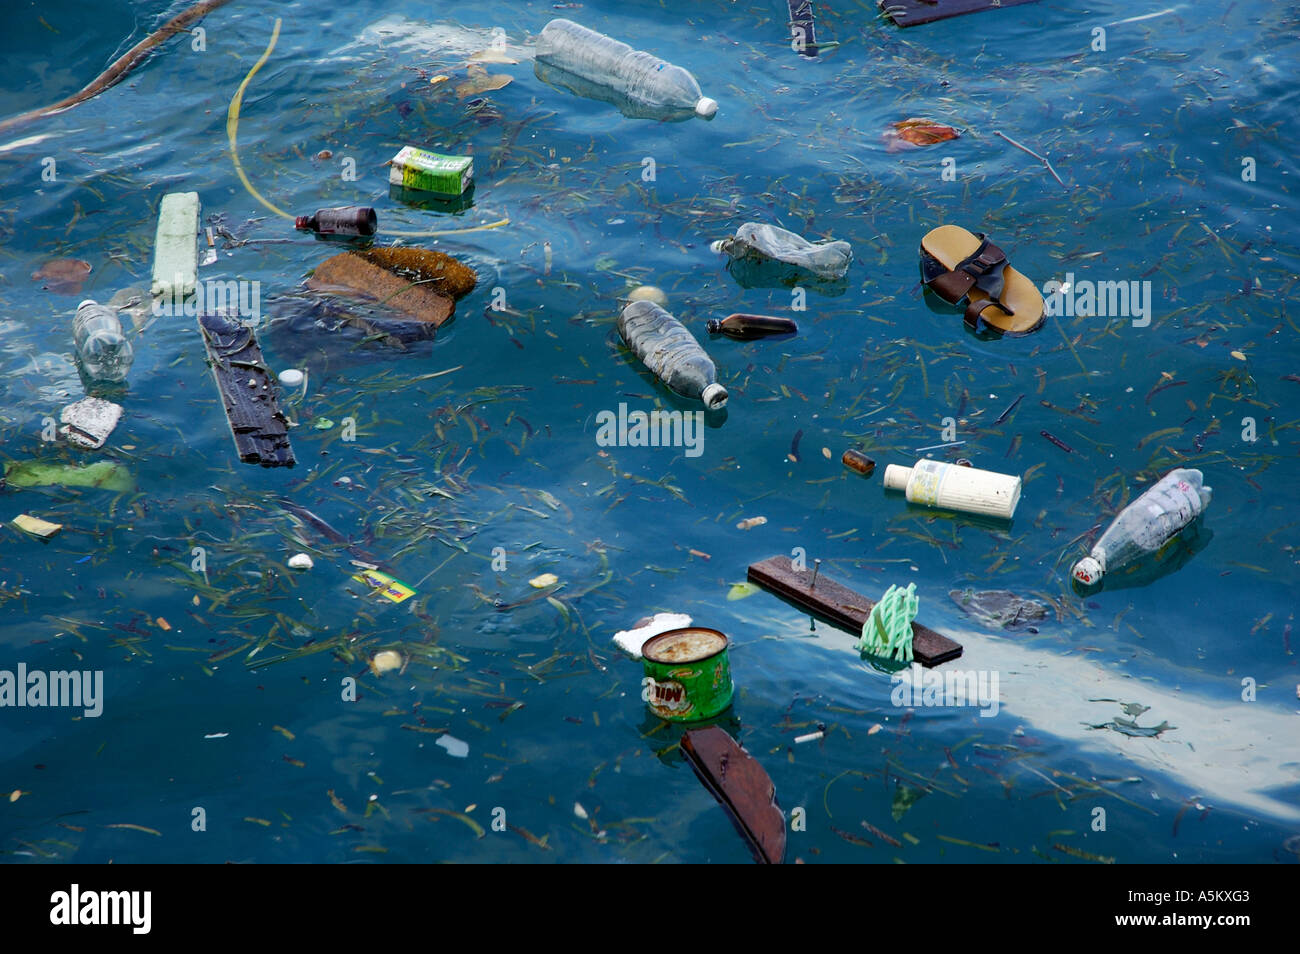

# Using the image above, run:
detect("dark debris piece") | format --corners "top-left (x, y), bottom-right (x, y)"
top-left (198, 312), bottom-right (295, 468)
top-left (948, 588), bottom-right (1049, 630)
top-left (879, 0), bottom-right (1040, 28)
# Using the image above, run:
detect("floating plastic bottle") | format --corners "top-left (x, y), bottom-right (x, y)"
top-left (841, 449), bottom-right (876, 477)
top-left (712, 223), bottom-right (852, 282)
top-left (705, 313), bottom-right (798, 339)
top-left (295, 207), bottom-right (377, 236)
top-left (1071, 468), bottom-right (1212, 589)
top-left (617, 301), bottom-right (727, 409)
top-left (534, 19), bottom-right (717, 120)
top-left (883, 459), bottom-right (1021, 520)
top-left (73, 300), bottom-right (134, 384)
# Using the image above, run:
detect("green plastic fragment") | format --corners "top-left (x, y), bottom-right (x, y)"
top-left (859, 582), bottom-right (918, 662)
top-left (4, 459), bottom-right (135, 492)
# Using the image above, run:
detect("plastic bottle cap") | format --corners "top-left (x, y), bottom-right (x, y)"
top-left (705, 319), bottom-right (721, 334)
top-left (294, 216), bottom-right (311, 230)
top-left (279, 368), bottom-right (305, 387)
top-left (78, 299), bottom-right (97, 310)
top-left (709, 239), bottom-right (727, 254)
top-left (1071, 555), bottom-right (1103, 586)
top-left (882, 464), bottom-right (912, 491)
top-left (701, 383), bottom-right (728, 410)
top-left (695, 97), bottom-right (718, 119)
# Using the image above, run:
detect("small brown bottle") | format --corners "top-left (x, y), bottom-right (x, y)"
top-left (842, 449), bottom-right (875, 477)
top-left (705, 313), bottom-right (798, 339)
top-left (295, 206), bottom-right (377, 236)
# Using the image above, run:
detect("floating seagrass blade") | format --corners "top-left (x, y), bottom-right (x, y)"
top-left (198, 313), bottom-right (295, 467)
top-left (879, 0), bottom-right (1039, 28)
top-left (681, 726), bottom-right (785, 865)
top-left (746, 555), bottom-right (962, 667)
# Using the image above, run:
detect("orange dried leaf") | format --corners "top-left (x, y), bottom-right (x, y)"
top-left (885, 118), bottom-right (960, 152)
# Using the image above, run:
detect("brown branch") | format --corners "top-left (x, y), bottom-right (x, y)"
top-left (0, 0), bottom-right (235, 136)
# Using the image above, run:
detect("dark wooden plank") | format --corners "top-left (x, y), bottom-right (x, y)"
top-left (681, 726), bottom-right (786, 865)
top-left (747, 555), bottom-right (962, 667)
top-left (879, 0), bottom-right (1040, 29)
top-left (787, 0), bottom-right (819, 56)
top-left (198, 313), bottom-right (295, 468)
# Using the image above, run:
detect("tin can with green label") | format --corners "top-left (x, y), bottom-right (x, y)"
top-left (641, 627), bottom-right (733, 722)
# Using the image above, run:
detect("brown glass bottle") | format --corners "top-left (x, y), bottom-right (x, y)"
top-left (841, 449), bottom-right (875, 477)
top-left (295, 206), bottom-right (377, 236)
top-left (705, 313), bottom-right (798, 339)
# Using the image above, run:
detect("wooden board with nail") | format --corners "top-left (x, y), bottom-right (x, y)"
top-left (747, 555), bottom-right (962, 667)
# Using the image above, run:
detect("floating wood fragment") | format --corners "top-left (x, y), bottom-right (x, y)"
top-left (197, 313), bottom-right (295, 467)
top-left (879, 0), bottom-right (1040, 28)
top-left (746, 555), bottom-right (962, 667)
top-left (681, 726), bottom-right (786, 865)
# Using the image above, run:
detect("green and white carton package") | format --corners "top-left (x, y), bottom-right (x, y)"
top-left (387, 146), bottom-right (473, 196)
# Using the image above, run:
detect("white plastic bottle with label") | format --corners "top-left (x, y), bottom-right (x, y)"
top-left (1071, 468), bottom-right (1211, 588)
top-left (883, 459), bottom-right (1021, 519)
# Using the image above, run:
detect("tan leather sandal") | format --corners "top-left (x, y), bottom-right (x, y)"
top-left (920, 225), bottom-right (1044, 336)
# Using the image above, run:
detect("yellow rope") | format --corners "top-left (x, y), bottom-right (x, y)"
top-left (227, 18), bottom-right (292, 220)
top-left (227, 18), bottom-right (511, 240)
top-left (382, 217), bottom-right (510, 238)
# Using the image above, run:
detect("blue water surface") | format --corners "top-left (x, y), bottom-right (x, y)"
top-left (0, 0), bottom-right (1297, 863)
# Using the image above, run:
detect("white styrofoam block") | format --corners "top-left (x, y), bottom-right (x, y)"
top-left (59, 396), bottom-right (123, 449)
top-left (612, 612), bottom-right (693, 659)
top-left (151, 191), bottom-right (200, 300)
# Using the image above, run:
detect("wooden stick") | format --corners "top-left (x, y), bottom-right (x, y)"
top-left (994, 130), bottom-right (1068, 190)
top-left (0, 0), bottom-right (235, 135)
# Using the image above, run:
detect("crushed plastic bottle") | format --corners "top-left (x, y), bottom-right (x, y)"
top-left (73, 300), bottom-right (134, 384)
top-left (1072, 468), bottom-right (1212, 589)
top-left (712, 223), bottom-right (852, 282)
top-left (617, 301), bottom-right (728, 409)
top-left (534, 19), bottom-right (717, 120)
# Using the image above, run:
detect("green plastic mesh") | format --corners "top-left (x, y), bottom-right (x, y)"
top-left (859, 582), bottom-right (919, 662)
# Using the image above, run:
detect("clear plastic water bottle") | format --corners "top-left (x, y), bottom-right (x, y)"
top-left (534, 19), bottom-right (717, 120)
top-left (73, 300), bottom-right (134, 383)
top-left (617, 301), bottom-right (728, 409)
top-left (1072, 468), bottom-right (1212, 589)
top-left (712, 223), bottom-right (852, 281)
